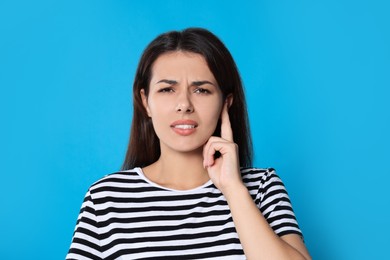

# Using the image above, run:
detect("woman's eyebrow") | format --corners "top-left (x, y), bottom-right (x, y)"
top-left (192, 80), bottom-right (215, 86)
top-left (156, 79), bottom-right (177, 85)
top-left (156, 79), bottom-right (215, 86)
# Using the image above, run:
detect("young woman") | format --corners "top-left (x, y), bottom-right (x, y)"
top-left (67, 28), bottom-right (311, 260)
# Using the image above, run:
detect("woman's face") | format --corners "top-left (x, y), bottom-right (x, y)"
top-left (141, 51), bottom-right (224, 154)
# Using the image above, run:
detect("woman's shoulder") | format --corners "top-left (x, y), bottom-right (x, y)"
top-left (240, 167), bottom-right (284, 190)
top-left (240, 167), bottom-right (277, 180)
top-left (87, 167), bottom-right (144, 192)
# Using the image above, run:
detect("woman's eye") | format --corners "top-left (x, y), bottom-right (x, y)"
top-left (194, 88), bottom-right (211, 94)
top-left (158, 87), bottom-right (174, 93)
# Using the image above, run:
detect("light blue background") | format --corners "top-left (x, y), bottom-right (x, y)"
top-left (1, 1), bottom-right (389, 259)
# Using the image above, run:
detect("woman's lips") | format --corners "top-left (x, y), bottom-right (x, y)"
top-left (171, 120), bottom-right (198, 136)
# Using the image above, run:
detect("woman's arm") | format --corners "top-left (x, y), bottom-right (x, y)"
top-left (204, 100), bottom-right (311, 259)
top-left (66, 189), bottom-right (103, 260)
top-left (224, 183), bottom-right (311, 260)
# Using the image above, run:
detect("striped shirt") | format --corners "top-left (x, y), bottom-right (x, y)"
top-left (66, 167), bottom-right (302, 260)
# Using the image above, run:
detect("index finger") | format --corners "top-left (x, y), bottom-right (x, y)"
top-left (221, 100), bottom-right (234, 142)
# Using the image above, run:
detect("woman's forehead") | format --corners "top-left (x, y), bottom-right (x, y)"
top-left (150, 51), bottom-right (216, 83)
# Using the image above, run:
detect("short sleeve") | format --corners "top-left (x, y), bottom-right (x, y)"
top-left (257, 169), bottom-right (303, 238)
top-left (66, 189), bottom-right (103, 260)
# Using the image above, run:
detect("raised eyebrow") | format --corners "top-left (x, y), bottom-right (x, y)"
top-left (156, 79), bottom-right (177, 85)
top-left (191, 80), bottom-right (215, 87)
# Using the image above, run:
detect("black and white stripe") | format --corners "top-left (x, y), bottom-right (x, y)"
top-left (66, 167), bottom-right (302, 260)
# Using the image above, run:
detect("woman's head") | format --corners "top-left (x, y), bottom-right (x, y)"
top-left (122, 27), bottom-right (252, 170)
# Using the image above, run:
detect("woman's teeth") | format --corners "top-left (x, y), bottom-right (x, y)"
top-left (174, 125), bottom-right (196, 129)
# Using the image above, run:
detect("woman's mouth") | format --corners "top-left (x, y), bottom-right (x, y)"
top-left (171, 120), bottom-right (198, 135)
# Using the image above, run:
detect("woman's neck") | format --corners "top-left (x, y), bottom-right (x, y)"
top-left (142, 148), bottom-right (210, 190)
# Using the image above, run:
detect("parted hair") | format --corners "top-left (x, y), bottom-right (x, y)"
top-left (121, 28), bottom-right (253, 170)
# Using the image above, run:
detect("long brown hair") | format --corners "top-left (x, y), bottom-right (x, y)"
top-left (122, 28), bottom-right (253, 170)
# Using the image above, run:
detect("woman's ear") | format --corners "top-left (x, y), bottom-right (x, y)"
top-left (220, 94), bottom-right (233, 120)
top-left (226, 94), bottom-right (233, 109)
top-left (140, 89), bottom-right (151, 117)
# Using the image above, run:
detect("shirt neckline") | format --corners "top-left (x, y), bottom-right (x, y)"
top-left (134, 167), bottom-right (214, 193)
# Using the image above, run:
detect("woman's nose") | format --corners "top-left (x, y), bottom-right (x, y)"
top-left (176, 92), bottom-right (194, 113)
